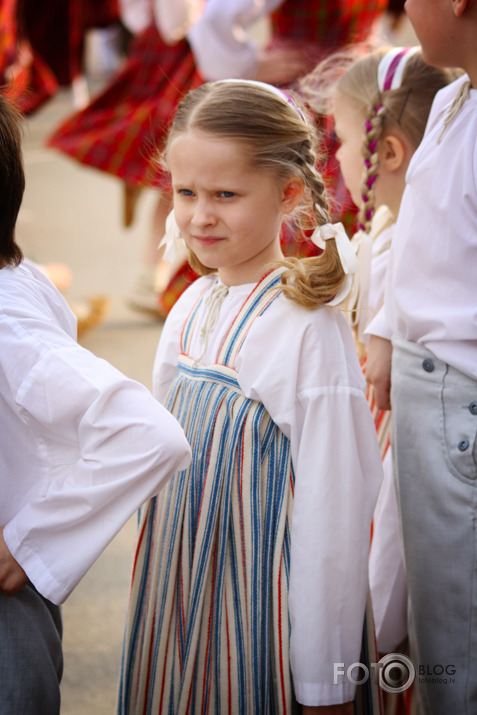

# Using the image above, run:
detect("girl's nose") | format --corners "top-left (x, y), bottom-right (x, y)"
top-left (191, 197), bottom-right (217, 227)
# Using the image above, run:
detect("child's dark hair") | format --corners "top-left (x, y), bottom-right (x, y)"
top-left (0, 93), bottom-right (25, 266)
top-left (163, 81), bottom-right (347, 309)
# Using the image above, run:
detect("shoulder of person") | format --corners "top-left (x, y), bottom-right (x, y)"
top-left (248, 291), bottom-right (361, 377)
top-left (0, 262), bottom-right (76, 337)
top-left (426, 73), bottom-right (471, 129)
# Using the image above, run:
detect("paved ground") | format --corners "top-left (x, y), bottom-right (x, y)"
top-left (19, 85), bottom-right (164, 715)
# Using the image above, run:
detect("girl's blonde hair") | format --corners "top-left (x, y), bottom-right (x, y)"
top-left (163, 81), bottom-right (346, 309)
top-left (302, 46), bottom-right (460, 231)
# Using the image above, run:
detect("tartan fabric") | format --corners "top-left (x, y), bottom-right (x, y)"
top-left (0, 0), bottom-right (58, 115)
top-left (0, 0), bottom-right (17, 78)
top-left (270, 0), bottom-right (387, 46)
top-left (24, 0), bottom-right (119, 87)
top-left (47, 25), bottom-right (202, 188)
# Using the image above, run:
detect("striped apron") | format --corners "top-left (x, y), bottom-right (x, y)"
top-left (119, 270), bottom-right (296, 714)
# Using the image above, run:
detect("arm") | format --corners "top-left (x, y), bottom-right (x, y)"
top-left (187, 0), bottom-right (307, 82)
top-left (365, 335), bottom-right (392, 410)
top-left (288, 385), bottom-right (382, 706)
top-left (0, 528), bottom-right (27, 596)
top-left (3, 347), bottom-right (191, 605)
top-left (153, 0), bottom-right (202, 43)
top-left (119, 0), bottom-right (152, 35)
top-left (237, 305), bottom-right (383, 706)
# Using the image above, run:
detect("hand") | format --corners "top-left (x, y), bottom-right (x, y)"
top-left (366, 335), bottom-right (393, 410)
top-left (302, 702), bottom-right (354, 714)
top-left (0, 527), bottom-right (28, 596)
top-left (254, 47), bottom-right (309, 85)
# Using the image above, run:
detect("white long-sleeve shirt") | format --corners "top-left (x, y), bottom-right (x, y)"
top-left (1, 262), bottom-right (191, 605)
top-left (188, 0), bottom-right (280, 79)
top-left (153, 275), bottom-right (383, 705)
top-left (368, 74), bottom-right (477, 380)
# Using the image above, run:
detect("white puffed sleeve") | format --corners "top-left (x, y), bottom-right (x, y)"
top-left (4, 347), bottom-right (191, 605)
top-left (119, 0), bottom-right (152, 35)
top-left (187, 0), bottom-right (282, 80)
top-left (238, 299), bottom-right (383, 705)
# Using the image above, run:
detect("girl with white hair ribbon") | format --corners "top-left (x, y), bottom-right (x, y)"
top-left (119, 79), bottom-right (384, 715)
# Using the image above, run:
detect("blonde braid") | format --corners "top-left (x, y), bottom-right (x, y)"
top-left (279, 146), bottom-right (347, 309)
top-left (359, 104), bottom-right (385, 233)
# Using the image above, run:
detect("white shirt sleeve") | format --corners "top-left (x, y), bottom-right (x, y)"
top-left (3, 346), bottom-right (191, 605)
top-left (119, 0), bottom-right (153, 34)
top-left (152, 0), bottom-right (203, 43)
top-left (237, 301), bottom-right (383, 705)
top-left (187, 0), bottom-right (282, 80)
top-left (365, 304), bottom-right (393, 340)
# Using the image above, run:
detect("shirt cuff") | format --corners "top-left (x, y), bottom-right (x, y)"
top-left (364, 306), bottom-right (392, 340)
top-left (293, 679), bottom-right (356, 706)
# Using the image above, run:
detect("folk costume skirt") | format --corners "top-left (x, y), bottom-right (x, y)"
top-left (119, 271), bottom-right (296, 714)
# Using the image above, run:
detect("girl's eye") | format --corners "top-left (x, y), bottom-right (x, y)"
top-left (219, 191), bottom-right (235, 199)
top-left (177, 188), bottom-right (194, 197)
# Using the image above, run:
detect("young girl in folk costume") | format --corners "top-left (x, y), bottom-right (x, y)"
top-left (301, 47), bottom-right (459, 666)
top-left (46, 0), bottom-right (386, 318)
top-left (118, 80), bottom-right (384, 715)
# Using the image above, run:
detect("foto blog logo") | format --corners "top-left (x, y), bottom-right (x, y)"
top-left (334, 653), bottom-right (416, 694)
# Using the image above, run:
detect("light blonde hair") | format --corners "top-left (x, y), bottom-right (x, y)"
top-left (163, 81), bottom-right (346, 309)
top-left (301, 46), bottom-right (461, 231)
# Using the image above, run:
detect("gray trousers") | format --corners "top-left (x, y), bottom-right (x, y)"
top-left (0, 583), bottom-right (62, 715)
top-left (391, 338), bottom-right (477, 715)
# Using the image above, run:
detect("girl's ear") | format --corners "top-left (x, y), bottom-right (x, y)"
top-left (451, 0), bottom-right (468, 17)
top-left (281, 177), bottom-right (305, 214)
top-left (380, 134), bottom-right (406, 173)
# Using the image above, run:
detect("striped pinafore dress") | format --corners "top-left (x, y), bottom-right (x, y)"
top-left (119, 269), bottom-right (296, 714)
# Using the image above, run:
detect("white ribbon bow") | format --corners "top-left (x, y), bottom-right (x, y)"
top-left (158, 209), bottom-right (184, 264)
top-left (310, 220), bottom-right (358, 306)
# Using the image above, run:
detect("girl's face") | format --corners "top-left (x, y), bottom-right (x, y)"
top-left (332, 91), bottom-right (367, 209)
top-left (167, 130), bottom-right (290, 286)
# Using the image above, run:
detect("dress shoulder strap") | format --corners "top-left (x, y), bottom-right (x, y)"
top-left (217, 268), bottom-right (283, 368)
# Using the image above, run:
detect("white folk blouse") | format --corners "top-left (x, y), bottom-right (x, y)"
top-left (1, 262), bottom-right (191, 605)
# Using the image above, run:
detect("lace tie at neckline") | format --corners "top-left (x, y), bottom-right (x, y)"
top-left (197, 281), bottom-right (230, 363)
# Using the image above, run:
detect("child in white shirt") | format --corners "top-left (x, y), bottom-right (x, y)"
top-left (0, 94), bottom-right (191, 714)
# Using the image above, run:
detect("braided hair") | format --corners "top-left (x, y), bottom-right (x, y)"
top-left (301, 45), bottom-right (461, 232)
top-left (163, 81), bottom-right (347, 309)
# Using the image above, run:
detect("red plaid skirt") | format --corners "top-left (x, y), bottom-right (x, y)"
top-left (0, 0), bottom-right (58, 115)
top-left (271, 0), bottom-right (387, 47)
top-left (47, 25), bottom-right (203, 188)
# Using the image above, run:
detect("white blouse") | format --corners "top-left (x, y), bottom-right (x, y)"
top-left (188, 0), bottom-right (282, 80)
top-left (0, 262), bottom-right (191, 605)
top-left (153, 275), bottom-right (383, 706)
